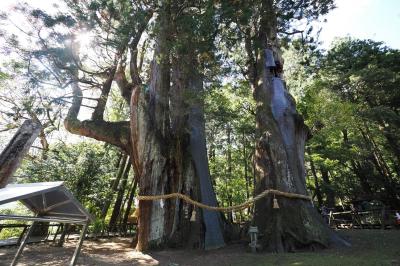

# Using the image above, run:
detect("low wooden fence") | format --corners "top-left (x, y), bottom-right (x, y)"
top-left (0, 222), bottom-right (137, 247)
top-left (325, 209), bottom-right (400, 229)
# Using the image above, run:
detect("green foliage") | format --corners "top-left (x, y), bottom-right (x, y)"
top-left (285, 38), bottom-right (400, 207)
top-left (107, 88), bottom-right (129, 121)
top-left (0, 71), bottom-right (9, 80)
top-left (18, 141), bottom-right (120, 217)
top-left (0, 203), bottom-right (32, 240)
top-left (89, 218), bottom-right (107, 234)
top-left (205, 82), bottom-right (255, 221)
top-left (0, 225), bottom-right (24, 240)
top-left (323, 38), bottom-right (400, 110)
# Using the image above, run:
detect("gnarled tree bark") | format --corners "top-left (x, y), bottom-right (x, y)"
top-left (59, 1), bottom-right (224, 252)
top-left (132, 2), bottom-right (225, 251)
top-left (250, 0), bottom-right (349, 252)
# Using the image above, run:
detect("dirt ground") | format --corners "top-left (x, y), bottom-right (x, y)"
top-left (1, 230), bottom-right (400, 266)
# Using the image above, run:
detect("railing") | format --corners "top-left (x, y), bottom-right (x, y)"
top-left (324, 209), bottom-right (400, 229)
top-left (0, 222), bottom-right (137, 247)
top-left (0, 223), bottom-right (63, 246)
top-left (0, 224), bottom-right (29, 245)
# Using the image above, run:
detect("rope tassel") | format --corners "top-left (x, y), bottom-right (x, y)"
top-left (190, 209), bottom-right (196, 222)
top-left (273, 196), bottom-right (280, 209)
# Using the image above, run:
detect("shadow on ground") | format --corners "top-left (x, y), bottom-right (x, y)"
top-left (0, 230), bottom-right (399, 266)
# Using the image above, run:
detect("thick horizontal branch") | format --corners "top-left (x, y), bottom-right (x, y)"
top-left (64, 82), bottom-right (131, 153)
top-left (64, 118), bottom-right (131, 153)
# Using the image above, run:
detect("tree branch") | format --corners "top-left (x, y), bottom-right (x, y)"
top-left (114, 61), bottom-right (133, 103)
top-left (129, 10), bottom-right (153, 86)
top-left (91, 66), bottom-right (117, 120)
top-left (64, 82), bottom-right (131, 153)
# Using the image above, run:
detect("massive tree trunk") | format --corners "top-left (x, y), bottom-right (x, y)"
top-left (131, 30), bottom-right (174, 250)
top-left (251, 0), bottom-right (349, 252)
top-left (131, 2), bottom-right (224, 251)
top-left (0, 119), bottom-right (41, 188)
top-left (60, 2), bottom-right (224, 251)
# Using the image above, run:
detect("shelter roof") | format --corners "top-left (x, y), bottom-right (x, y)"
top-left (0, 182), bottom-right (92, 222)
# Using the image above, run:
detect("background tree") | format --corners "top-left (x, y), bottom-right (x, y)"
top-left (19, 141), bottom-right (119, 216)
top-left (297, 38), bottom-right (400, 208)
top-left (205, 82), bottom-right (256, 223)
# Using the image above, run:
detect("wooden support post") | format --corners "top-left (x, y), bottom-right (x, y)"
top-left (69, 221), bottom-right (88, 266)
top-left (11, 222), bottom-right (36, 266)
top-left (57, 224), bottom-right (68, 247)
top-left (17, 225), bottom-right (28, 245)
top-left (53, 224), bottom-right (61, 243)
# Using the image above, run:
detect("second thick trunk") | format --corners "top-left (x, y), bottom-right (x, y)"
top-left (251, 1), bottom-right (349, 251)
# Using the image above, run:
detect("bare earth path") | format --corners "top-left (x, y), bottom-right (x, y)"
top-left (0, 230), bottom-right (399, 266)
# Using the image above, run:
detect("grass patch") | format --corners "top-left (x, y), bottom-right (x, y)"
top-left (232, 230), bottom-right (400, 266)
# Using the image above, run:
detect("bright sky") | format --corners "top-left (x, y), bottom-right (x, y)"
top-left (318, 0), bottom-right (400, 49)
top-left (0, 0), bottom-right (399, 49)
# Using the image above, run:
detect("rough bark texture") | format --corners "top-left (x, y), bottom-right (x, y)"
top-left (132, 52), bottom-right (225, 251)
top-left (131, 2), bottom-right (225, 251)
top-left (253, 59), bottom-right (348, 251)
top-left (131, 8), bottom-right (173, 248)
top-left (60, 1), bottom-right (224, 252)
top-left (251, 0), bottom-right (349, 252)
top-left (0, 119), bottom-right (42, 188)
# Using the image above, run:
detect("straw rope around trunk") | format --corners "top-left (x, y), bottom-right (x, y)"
top-left (137, 189), bottom-right (312, 212)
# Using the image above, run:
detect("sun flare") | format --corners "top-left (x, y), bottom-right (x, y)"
top-left (75, 31), bottom-right (93, 50)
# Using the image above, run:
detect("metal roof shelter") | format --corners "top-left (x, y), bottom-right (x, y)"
top-left (0, 182), bottom-right (93, 266)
